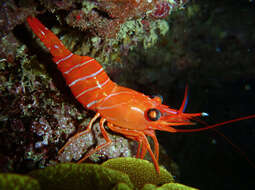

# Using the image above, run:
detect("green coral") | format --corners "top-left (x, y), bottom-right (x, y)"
top-left (112, 183), bottom-right (133, 190)
top-left (102, 157), bottom-right (174, 189)
top-left (0, 173), bottom-right (40, 190)
top-left (29, 163), bottom-right (134, 190)
top-left (142, 183), bottom-right (198, 190)
top-left (0, 158), bottom-right (197, 190)
top-left (158, 183), bottom-right (198, 190)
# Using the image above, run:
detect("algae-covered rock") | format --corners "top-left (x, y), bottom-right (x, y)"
top-left (102, 157), bottom-right (174, 189)
top-left (29, 163), bottom-right (133, 190)
top-left (142, 183), bottom-right (198, 190)
top-left (0, 173), bottom-right (40, 190)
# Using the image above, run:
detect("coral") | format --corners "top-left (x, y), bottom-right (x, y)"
top-left (0, 33), bottom-right (21, 63)
top-left (149, 0), bottom-right (190, 19)
top-left (65, 0), bottom-right (154, 39)
top-left (0, 44), bottom-right (85, 172)
top-left (141, 183), bottom-right (198, 190)
top-left (0, 173), bottom-right (40, 190)
top-left (57, 17), bottom-right (170, 65)
top-left (112, 183), bottom-right (132, 190)
top-left (150, 1), bottom-right (171, 19)
top-left (157, 183), bottom-right (198, 190)
top-left (29, 163), bottom-right (134, 190)
top-left (63, 0), bottom-right (189, 38)
top-left (102, 157), bottom-right (174, 189)
top-left (35, 0), bottom-right (189, 65)
top-left (0, 160), bottom-right (196, 190)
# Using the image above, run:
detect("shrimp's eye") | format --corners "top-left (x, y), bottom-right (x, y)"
top-left (147, 108), bottom-right (161, 121)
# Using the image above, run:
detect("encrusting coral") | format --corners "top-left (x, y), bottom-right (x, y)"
top-left (102, 157), bottom-right (174, 189)
top-left (0, 158), bottom-right (197, 190)
top-left (29, 162), bottom-right (134, 190)
top-left (0, 173), bottom-right (40, 190)
top-left (38, 0), bottom-right (189, 65)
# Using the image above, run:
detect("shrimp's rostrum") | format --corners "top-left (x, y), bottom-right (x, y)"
top-left (27, 16), bottom-right (255, 174)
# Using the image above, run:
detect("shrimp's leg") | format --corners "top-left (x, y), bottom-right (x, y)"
top-left (133, 130), bottom-right (158, 161)
top-left (137, 138), bottom-right (147, 160)
top-left (58, 112), bottom-right (100, 154)
top-left (107, 123), bottom-right (143, 158)
top-left (125, 134), bottom-right (143, 158)
top-left (78, 118), bottom-right (112, 163)
top-left (145, 130), bottom-right (159, 161)
top-left (140, 133), bottom-right (159, 173)
top-left (107, 124), bottom-right (159, 173)
top-left (107, 123), bottom-right (144, 158)
top-left (131, 132), bottom-right (159, 173)
top-left (135, 137), bottom-right (143, 158)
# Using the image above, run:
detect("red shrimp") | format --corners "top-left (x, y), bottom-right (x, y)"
top-left (27, 16), bottom-right (255, 174)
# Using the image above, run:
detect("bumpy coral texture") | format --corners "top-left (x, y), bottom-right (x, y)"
top-left (65, 0), bottom-right (154, 38)
top-left (1, 160), bottom-right (196, 190)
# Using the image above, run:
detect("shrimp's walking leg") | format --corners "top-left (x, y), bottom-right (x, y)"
top-left (78, 118), bottom-right (112, 163)
top-left (135, 138), bottom-right (143, 158)
top-left (137, 138), bottom-right (147, 159)
top-left (107, 124), bottom-right (159, 173)
top-left (130, 132), bottom-right (159, 173)
top-left (125, 135), bottom-right (143, 158)
top-left (145, 130), bottom-right (159, 161)
top-left (134, 131), bottom-right (159, 163)
top-left (140, 133), bottom-right (159, 173)
top-left (58, 112), bottom-right (100, 154)
top-left (107, 124), bottom-right (145, 159)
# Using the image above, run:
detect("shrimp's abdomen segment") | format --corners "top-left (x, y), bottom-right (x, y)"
top-left (58, 55), bottom-right (116, 110)
top-left (27, 16), bottom-right (71, 58)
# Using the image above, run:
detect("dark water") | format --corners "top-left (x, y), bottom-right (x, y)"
top-left (153, 0), bottom-right (255, 189)
top-left (158, 80), bottom-right (255, 190)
